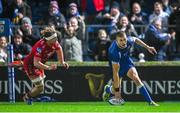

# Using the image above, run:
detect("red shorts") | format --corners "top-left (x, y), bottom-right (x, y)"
top-left (23, 61), bottom-right (45, 80)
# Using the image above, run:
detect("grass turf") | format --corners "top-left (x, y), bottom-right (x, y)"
top-left (0, 101), bottom-right (180, 112)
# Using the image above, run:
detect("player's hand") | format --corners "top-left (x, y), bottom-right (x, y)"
top-left (49, 64), bottom-right (57, 70)
top-left (62, 62), bottom-right (69, 69)
top-left (147, 46), bottom-right (157, 55)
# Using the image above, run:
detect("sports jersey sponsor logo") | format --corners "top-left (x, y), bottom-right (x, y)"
top-left (36, 47), bottom-right (42, 53)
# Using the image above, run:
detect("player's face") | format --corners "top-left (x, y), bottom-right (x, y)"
top-left (116, 36), bottom-right (127, 48)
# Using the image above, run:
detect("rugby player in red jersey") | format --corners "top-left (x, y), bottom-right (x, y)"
top-left (22, 27), bottom-right (69, 104)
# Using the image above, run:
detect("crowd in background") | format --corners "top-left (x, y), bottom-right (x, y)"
top-left (0, 0), bottom-right (180, 63)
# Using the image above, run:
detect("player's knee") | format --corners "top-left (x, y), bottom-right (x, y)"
top-left (37, 85), bottom-right (44, 92)
top-left (131, 74), bottom-right (142, 85)
top-left (34, 81), bottom-right (44, 92)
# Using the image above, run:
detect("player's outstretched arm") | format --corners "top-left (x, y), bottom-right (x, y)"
top-left (134, 37), bottom-right (157, 55)
top-left (112, 63), bottom-right (121, 99)
top-left (34, 57), bottom-right (57, 70)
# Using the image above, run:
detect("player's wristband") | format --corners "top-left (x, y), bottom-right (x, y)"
top-left (114, 88), bottom-right (119, 92)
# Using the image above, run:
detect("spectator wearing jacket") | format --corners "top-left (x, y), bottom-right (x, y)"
top-left (94, 29), bottom-right (111, 61)
top-left (149, 1), bottom-right (169, 32)
top-left (44, 1), bottom-right (66, 32)
top-left (20, 17), bottom-right (40, 46)
top-left (13, 34), bottom-right (31, 60)
top-left (129, 2), bottom-right (148, 35)
top-left (145, 18), bottom-right (173, 61)
top-left (61, 26), bottom-right (83, 62)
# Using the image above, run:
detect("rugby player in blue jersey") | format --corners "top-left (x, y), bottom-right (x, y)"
top-left (103, 31), bottom-right (159, 106)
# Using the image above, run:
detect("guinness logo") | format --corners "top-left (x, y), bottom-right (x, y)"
top-left (85, 73), bottom-right (105, 98)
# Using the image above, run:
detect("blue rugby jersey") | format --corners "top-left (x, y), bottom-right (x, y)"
top-left (108, 36), bottom-right (135, 77)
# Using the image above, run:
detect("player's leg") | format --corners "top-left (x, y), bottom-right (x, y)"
top-left (23, 76), bottom-right (45, 105)
top-left (127, 67), bottom-right (159, 106)
top-left (29, 79), bottom-right (44, 97)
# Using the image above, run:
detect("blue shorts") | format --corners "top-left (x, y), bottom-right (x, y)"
top-left (109, 57), bottom-right (134, 78)
top-left (119, 57), bottom-right (134, 77)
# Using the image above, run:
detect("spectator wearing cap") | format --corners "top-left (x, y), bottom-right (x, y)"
top-left (66, 3), bottom-right (81, 21)
top-left (66, 2), bottom-right (85, 29)
top-left (44, 0), bottom-right (66, 32)
top-left (66, 3), bottom-right (86, 58)
top-left (19, 17), bottom-right (40, 46)
top-left (13, 34), bottom-right (31, 60)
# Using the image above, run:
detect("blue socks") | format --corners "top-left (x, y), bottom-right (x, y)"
top-left (139, 85), bottom-right (153, 103)
top-left (106, 85), bottom-right (112, 94)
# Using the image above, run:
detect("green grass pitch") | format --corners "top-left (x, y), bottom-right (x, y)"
top-left (0, 101), bottom-right (180, 112)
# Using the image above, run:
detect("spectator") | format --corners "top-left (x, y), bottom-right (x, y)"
top-left (68, 16), bottom-right (85, 41)
top-left (149, 1), bottom-right (169, 31)
top-left (6, 0), bottom-right (32, 24)
top-left (68, 17), bottom-right (86, 59)
top-left (102, 1), bottom-right (124, 33)
top-left (168, 2), bottom-right (180, 56)
top-left (66, 3), bottom-right (82, 21)
top-left (44, 1), bottom-right (66, 32)
top-left (110, 16), bottom-right (138, 39)
top-left (66, 3), bottom-right (86, 41)
top-left (162, 0), bottom-right (173, 15)
top-left (61, 26), bottom-right (83, 62)
top-left (13, 34), bottom-right (31, 60)
top-left (20, 17), bottom-right (40, 46)
top-left (145, 18), bottom-right (173, 61)
top-left (129, 2), bottom-right (148, 35)
top-left (94, 29), bottom-right (111, 61)
top-left (0, 36), bottom-right (7, 63)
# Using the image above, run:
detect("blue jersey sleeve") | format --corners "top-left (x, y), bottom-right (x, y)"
top-left (109, 50), bottom-right (120, 64)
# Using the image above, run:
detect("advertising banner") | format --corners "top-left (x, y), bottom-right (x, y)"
top-left (0, 66), bottom-right (180, 101)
